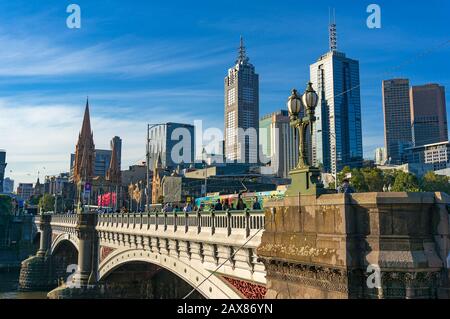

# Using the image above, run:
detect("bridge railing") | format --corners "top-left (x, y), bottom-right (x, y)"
top-left (97, 209), bottom-right (265, 238)
top-left (51, 213), bottom-right (78, 225)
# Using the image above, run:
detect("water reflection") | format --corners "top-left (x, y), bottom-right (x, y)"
top-left (0, 271), bottom-right (48, 299)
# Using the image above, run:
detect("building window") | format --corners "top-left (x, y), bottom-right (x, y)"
top-left (228, 88), bottom-right (236, 106)
top-left (243, 87), bottom-right (254, 103)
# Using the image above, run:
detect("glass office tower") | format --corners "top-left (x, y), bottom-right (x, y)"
top-left (310, 50), bottom-right (363, 173)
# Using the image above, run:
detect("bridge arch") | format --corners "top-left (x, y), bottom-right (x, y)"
top-left (51, 233), bottom-right (79, 255)
top-left (50, 235), bottom-right (79, 285)
top-left (98, 248), bottom-right (241, 299)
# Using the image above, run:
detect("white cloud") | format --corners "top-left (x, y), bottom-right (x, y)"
top-left (0, 29), bottom-right (230, 78)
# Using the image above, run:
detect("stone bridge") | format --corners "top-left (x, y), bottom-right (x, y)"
top-left (20, 192), bottom-right (450, 299)
top-left (21, 210), bottom-right (267, 299)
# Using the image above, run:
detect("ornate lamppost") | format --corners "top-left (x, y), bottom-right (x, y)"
top-left (285, 82), bottom-right (325, 196)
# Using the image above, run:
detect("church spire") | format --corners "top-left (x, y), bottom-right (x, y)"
top-left (80, 97), bottom-right (92, 139)
top-left (107, 139), bottom-right (121, 184)
top-left (236, 36), bottom-right (249, 64)
top-left (73, 98), bottom-right (95, 184)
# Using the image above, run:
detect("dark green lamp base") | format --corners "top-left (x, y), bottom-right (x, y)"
top-left (285, 166), bottom-right (327, 197)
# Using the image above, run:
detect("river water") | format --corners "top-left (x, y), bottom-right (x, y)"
top-left (0, 271), bottom-right (48, 299)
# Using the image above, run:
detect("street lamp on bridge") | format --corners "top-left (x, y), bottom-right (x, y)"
top-left (285, 82), bottom-right (326, 197)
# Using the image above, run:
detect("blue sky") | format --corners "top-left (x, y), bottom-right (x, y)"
top-left (0, 0), bottom-right (449, 184)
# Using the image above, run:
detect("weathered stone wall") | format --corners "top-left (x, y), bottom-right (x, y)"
top-left (257, 192), bottom-right (450, 299)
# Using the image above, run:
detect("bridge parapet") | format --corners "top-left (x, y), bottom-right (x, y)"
top-left (97, 210), bottom-right (264, 239)
top-left (51, 214), bottom-right (78, 226)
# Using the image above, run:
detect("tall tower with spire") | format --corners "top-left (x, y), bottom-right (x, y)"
top-left (73, 99), bottom-right (95, 184)
top-left (309, 11), bottom-right (363, 174)
top-left (224, 37), bottom-right (259, 163)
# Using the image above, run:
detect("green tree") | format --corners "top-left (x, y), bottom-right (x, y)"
top-left (362, 168), bottom-right (384, 192)
top-left (337, 166), bottom-right (352, 186)
top-left (382, 169), bottom-right (398, 190)
top-left (157, 195), bottom-right (164, 204)
top-left (28, 195), bottom-right (42, 206)
top-left (421, 171), bottom-right (450, 194)
top-left (0, 195), bottom-right (13, 216)
top-left (39, 194), bottom-right (55, 213)
top-left (350, 168), bottom-right (368, 192)
top-left (391, 171), bottom-right (421, 192)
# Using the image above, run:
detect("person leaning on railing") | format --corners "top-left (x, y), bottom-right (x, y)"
top-left (252, 197), bottom-right (261, 210)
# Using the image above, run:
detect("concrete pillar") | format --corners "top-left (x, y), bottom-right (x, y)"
top-left (74, 212), bottom-right (98, 287)
top-left (37, 214), bottom-right (52, 257)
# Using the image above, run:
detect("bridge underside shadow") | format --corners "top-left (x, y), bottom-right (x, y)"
top-left (99, 261), bottom-right (204, 299)
top-left (52, 240), bottom-right (78, 285)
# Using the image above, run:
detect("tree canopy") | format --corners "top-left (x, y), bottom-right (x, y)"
top-left (38, 194), bottom-right (55, 213)
top-left (335, 167), bottom-right (448, 194)
top-left (0, 195), bottom-right (13, 216)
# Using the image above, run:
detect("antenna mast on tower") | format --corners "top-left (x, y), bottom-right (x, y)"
top-left (329, 8), bottom-right (337, 52)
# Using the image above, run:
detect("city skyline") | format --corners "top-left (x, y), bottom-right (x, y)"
top-left (0, 0), bottom-right (449, 184)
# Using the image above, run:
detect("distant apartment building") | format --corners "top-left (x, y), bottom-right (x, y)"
top-left (0, 150), bottom-right (6, 193)
top-left (374, 147), bottom-right (387, 165)
top-left (259, 110), bottom-right (298, 178)
top-left (17, 183), bottom-right (33, 201)
top-left (224, 37), bottom-right (259, 164)
top-left (3, 177), bottom-right (14, 194)
top-left (44, 173), bottom-right (70, 195)
top-left (410, 84), bottom-right (448, 146)
top-left (148, 123), bottom-right (195, 170)
top-left (404, 141), bottom-right (450, 171)
top-left (382, 79), bottom-right (413, 164)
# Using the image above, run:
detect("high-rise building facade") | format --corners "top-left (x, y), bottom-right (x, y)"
top-left (148, 123), bottom-right (195, 170)
top-left (224, 37), bottom-right (259, 164)
top-left (94, 149), bottom-right (112, 177)
top-left (309, 25), bottom-right (363, 173)
top-left (382, 79), bottom-right (413, 164)
top-left (3, 177), bottom-right (14, 194)
top-left (0, 150), bottom-right (6, 193)
top-left (404, 141), bottom-right (450, 171)
top-left (17, 183), bottom-right (33, 201)
top-left (259, 110), bottom-right (298, 178)
top-left (44, 173), bottom-right (70, 195)
top-left (410, 84), bottom-right (448, 146)
top-left (110, 136), bottom-right (122, 171)
top-left (374, 147), bottom-right (387, 165)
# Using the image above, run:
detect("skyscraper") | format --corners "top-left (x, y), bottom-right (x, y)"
top-left (93, 149), bottom-right (112, 177)
top-left (374, 147), bottom-right (387, 165)
top-left (382, 79), bottom-right (413, 164)
top-left (224, 37), bottom-right (259, 164)
top-left (410, 84), bottom-right (448, 146)
top-left (259, 110), bottom-right (298, 178)
top-left (3, 177), bottom-right (14, 194)
top-left (148, 123), bottom-right (195, 170)
top-left (107, 137), bottom-right (122, 184)
top-left (0, 150), bottom-right (6, 193)
top-left (110, 136), bottom-right (122, 172)
top-left (309, 19), bottom-right (363, 173)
